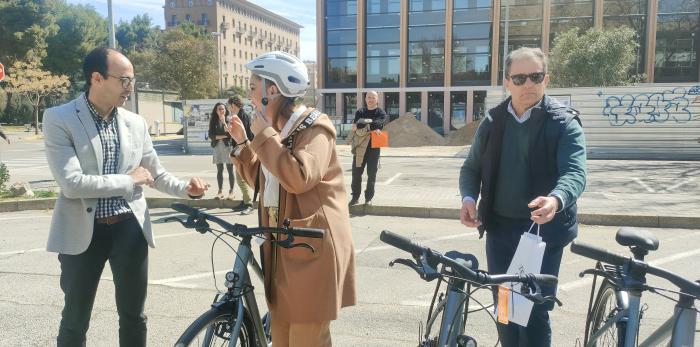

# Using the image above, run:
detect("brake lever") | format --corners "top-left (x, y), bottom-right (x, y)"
top-left (521, 280), bottom-right (563, 307)
top-left (271, 231), bottom-right (316, 253)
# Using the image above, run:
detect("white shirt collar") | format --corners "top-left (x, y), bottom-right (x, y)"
top-left (507, 99), bottom-right (542, 124)
top-left (280, 105), bottom-right (307, 138)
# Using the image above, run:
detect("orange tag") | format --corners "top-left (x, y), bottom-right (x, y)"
top-left (370, 131), bottom-right (389, 148)
top-left (497, 285), bottom-right (509, 324)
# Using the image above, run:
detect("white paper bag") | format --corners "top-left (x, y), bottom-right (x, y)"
top-left (504, 222), bottom-right (546, 327)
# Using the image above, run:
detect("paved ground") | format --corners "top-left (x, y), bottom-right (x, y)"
top-left (3, 134), bottom-right (700, 223)
top-left (1, 209), bottom-right (699, 346)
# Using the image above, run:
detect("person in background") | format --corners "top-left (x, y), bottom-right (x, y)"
top-left (227, 95), bottom-right (254, 215)
top-left (208, 102), bottom-right (235, 200)
top-left (349, 90), bottom-right (387, 206)
top-left (43, 47), bottom-right (208, 347)
top-left (227, 51), bottom-right (356, 347)
top-left (459, 47), bottom-right (586, 347)
top-left (0, 125), bottom-right (10, 144)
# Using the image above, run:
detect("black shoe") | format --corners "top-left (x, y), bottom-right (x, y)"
top-left (232, 202), bottom-right (247, 212)
top-left (239, 204), bottom-right (254, 215)
top-left (348, 198), bottom-right (359, 207)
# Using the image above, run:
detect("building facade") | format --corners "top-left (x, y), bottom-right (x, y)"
top-left (317, 0), bottom-right (699, 134)
top-left (165, 0), bottom-right (302, 92)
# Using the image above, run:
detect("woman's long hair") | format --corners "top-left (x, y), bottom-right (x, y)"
top-left (208, 102), bottom-right (230, 133)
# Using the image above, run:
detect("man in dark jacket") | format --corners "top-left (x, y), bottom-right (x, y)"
top-left (349, 91), bottom-right (387, 206)
top-left (228, 95), bottom-right (255, 215)
top-left (459, 47), bottom-right (586, 347)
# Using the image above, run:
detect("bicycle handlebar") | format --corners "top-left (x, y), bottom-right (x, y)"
top-left (571, 241), bottom-right (700, 298)
top-left (170, 203), bottom-right (324, 239)
top-left (380, 230), bottom-right (558, 287)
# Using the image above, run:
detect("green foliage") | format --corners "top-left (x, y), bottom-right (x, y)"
top-left (116, 14), bottom-right (158, 52)
top-left (0, 162), bottom-right (9, 193)
top-left (549, 27), bottom-right (644, 87)
top-left (226, 86), bottom-right (248, 98)
top-left (44, 3), bottom-right (109, 84)
top-left (0, 0), bottom-right (59, 64)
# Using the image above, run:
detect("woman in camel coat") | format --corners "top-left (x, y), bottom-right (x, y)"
top-left (226, 51), bottom-right (356, 347)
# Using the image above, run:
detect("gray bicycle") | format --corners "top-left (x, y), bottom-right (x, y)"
top-left (571, 227), bottom-right (700, 347)
top-left (165, 203), bottom-right (324, 347)
top-left (380, 230), bottom-right (560, 347)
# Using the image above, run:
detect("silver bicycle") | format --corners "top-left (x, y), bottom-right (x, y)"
top-left (380, 230), bottom-right (560, 347)
top-left (572, 227), bottom-right (700, 347)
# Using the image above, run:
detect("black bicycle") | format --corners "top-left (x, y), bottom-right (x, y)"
top-left (380, 230), bottom-right (561, 347)
top-left (165, 203), bottom-right (324, 347)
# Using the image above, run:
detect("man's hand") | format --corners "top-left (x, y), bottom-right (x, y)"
top-left (460, 200), bottom-right (481, 228)
top-left (186, 177), bottom-right (209, 197)
top-left (129, 166), bottom-right (154, 187)
top-left (351, 123), bottom-right (357, 132)
top-left (528, 196), bottom-right (559, 224)
top-left (375, 129), bottom-right (382, 135)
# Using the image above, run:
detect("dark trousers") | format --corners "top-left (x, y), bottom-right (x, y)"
top-left (485, 219), bottom-right (566, 347)
top-left (57, 215), bottom-right (148, 347)
top-left (351, 147), bottom-right (380, 201)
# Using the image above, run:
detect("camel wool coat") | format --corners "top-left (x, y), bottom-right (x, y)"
top-left (232, 109), bottom-right (357, 323)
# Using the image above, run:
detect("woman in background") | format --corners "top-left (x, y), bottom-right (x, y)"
top-left (207, 102), bottom-right (235, 200)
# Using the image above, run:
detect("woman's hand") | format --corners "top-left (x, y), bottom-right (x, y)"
top-left (226, 115), bottom-right (247, 143)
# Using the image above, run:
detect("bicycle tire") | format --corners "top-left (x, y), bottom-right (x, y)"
top-left (586, 280), bottom-right (626, 347)
top-left (174, 304), bottom-right (260, 347)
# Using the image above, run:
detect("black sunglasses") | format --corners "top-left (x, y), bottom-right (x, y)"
top-left (508, 72), bottom-right (546, 86)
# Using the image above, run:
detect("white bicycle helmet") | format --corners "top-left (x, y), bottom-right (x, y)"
top-left (245, 51), bottom-right (309, 98)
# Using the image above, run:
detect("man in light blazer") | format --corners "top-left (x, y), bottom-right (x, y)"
top-left (43, 47), bottom-right (208, 347)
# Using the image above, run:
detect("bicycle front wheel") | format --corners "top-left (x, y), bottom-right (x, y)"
top-left (174, 305), bottom-right (258, 347)
top-left (586, 280), bottom-right (626, 347)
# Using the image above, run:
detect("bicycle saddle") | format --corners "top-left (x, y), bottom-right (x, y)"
top-left (615, 227), bottom-right (659, 251)
top-left (444, 250), bottom-right (479, 270)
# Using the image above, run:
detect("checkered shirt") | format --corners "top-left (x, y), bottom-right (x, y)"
top-left (84, 93), bottom-right (132, 218)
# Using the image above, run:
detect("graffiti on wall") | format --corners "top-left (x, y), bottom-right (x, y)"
top-left (599, 86), bottom-right (700, 126)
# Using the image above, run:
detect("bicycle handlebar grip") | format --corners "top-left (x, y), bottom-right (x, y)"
top-left (531, 274), bottom-right (558, 286)
top-left (291, 227), bottom-right (325, 239)
top-left (380, 230), bottom-right (424, 256)
top-left (570, 241), bottom-right (627, 266)
top-left (171, 203), bottom-right (200, 217)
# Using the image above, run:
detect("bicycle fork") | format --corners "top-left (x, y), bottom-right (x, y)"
top-left (438, 278), bottom-right (468, 347)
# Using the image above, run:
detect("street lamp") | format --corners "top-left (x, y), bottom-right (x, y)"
top-left (502, 0), bottom-right (510, 99)
top-left (211, 32), bottom-right (222, 97)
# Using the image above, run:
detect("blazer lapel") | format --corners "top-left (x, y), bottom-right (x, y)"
top-left (116, 109), bottom-right (131, 173)
top-left (75, 94), bottom-right (103, 174)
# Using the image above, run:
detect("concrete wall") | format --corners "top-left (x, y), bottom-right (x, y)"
top-left (486, 83), bottom-right (700, 160)
top-left (124, 90), bottom-right (182, 135)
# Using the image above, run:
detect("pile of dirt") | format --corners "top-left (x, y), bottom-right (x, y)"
top-left (384, 113), bottom-right (447, 147)
top-left (446, 120), bottom-right (481, 146)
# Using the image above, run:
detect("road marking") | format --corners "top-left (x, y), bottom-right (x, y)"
top-left (664, 177), bottom-right (697, 192)
top-left (632, 177), bottom-right (655, 193)
top-left (560, 247), bottom-right (700, 292)
top-left (151, 270), bottom-right (228, 285)
top-left (0, 248), bottom-right (44, 256)
top-left (0, 215), bottom-right (51, 221)
top-left (154, 231), bottom-right (194, 240)
top-left (380, 173), bottom-right (402, 185)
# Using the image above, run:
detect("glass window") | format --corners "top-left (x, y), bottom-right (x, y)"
top-left (654, 0), bottom-right (699, 82)
top-left (428, 92), bottom-right (444, 134)
top-left (452, 0), bottom-right (492, 85)
top-left (326, 0), bottom-right (358, 87)
top-left (384, 92), bottom-right (400, 120)
top-left (603, 0), bottom-right (647, 76)
top-left (323, 94), bottom-right (337, 120)
top-left (473, 91), bottom-right (486, 121)
top-left (343, 93), bottom-right (358, 123)
top-left (406, 92), bottom-right (422, 120)
top-left (498, 0), bottom-right (542, 83)
top-left (549, 0), bottom-right (593, 45)
top-left (450, 92), bottom-right (467, 130)
top-left (408, 0), bottom-right (446, 86)
top-left (365, 0), bottom-right (400, 87)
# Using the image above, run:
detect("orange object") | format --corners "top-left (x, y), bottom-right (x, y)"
top-left (497, 285), bottom-right (510, 324)
top-left (370, 131), bottom-right (389, 148)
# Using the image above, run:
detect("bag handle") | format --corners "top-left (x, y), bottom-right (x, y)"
top-left (526, 221), bottom-right (541, 237)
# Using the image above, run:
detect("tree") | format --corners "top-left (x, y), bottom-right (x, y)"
top-left (549, 27), bottom-right (643, 87)
top-left (6, 60), bottom-right (70, 134)
top-left (116, 14), bottom-right (159, 52)
top-left (0, 0), bottom-right (59, 64)
top-left (44, 2), bottom-right (108, 87)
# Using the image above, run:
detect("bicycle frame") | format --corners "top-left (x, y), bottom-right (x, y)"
top-left (587, 285), bottom-right (697, 347)
top-left (435, 276), bottom-right (468, 346)
top-left (209, 234), bottom-right (270, 347)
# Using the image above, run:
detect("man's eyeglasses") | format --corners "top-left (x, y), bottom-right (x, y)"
top-left (507, 72), bottom-right (546, 86)
top-left (106, 74), bottom-right (136, 89)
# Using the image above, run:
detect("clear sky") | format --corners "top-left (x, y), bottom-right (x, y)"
top-left (66, 0), bottom-right (317, 61)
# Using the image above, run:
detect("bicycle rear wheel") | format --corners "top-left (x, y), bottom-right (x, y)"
top-left (174, 305), bottom-right (259, 347)
top-left (586, 280), bottom-right (626, 347)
